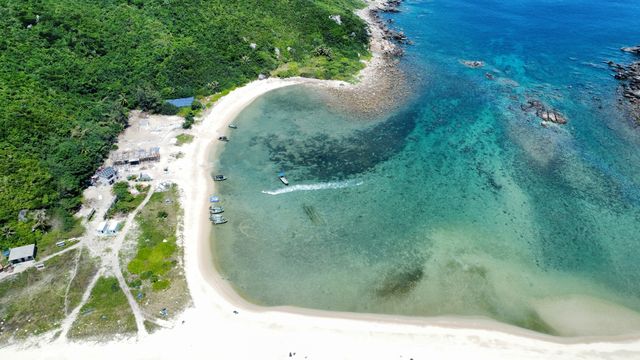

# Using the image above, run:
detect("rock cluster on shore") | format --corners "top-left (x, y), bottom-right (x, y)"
top-left (608, 45), bottom-right (640, 123)
top-left (368, 0), bottom-right (408, 58)
top-left (318, 0), bottom-right (415, 118)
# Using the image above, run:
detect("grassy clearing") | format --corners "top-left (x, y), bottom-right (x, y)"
top-left (106, 182), bottom-right (149, 218)
top-left (35, 218), bottom-right (84, 259)
top-left (175, 134), bottom-right (194, 146)
top-left (68, 276), bottom-right (137, 339)
top-left (0, 250), bottom-right (78, 344)
top-left (66, 248), bottom-right (100, 312)
top-left (122, 185), bottom-right (190, 320)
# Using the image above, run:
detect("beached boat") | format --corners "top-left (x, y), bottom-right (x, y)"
top-left (210, 214), bottom-right (228, 224)
top-left (278, 170), bottom-right (289, 186)
top-left (209, 195), bottom-right (220, 203)
top-left (218, 136), bottom-right (229, 142)
top-left (228, 124), bottom-right (237, 129)
top-left (210, 206), bottom-right (224, 214)
top-left (214, 174), bottom-right (227, 181)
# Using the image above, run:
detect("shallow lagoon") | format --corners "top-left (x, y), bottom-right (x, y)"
top-left (212, 0), bottom-right (640, 336)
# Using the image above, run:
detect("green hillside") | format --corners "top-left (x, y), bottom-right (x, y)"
top-left (0, 0), bottom-right (369, 249)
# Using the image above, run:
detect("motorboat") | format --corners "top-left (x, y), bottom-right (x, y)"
top-left (214, 174), bottom-right (227, 181)
top-left (210, 214), bottom-right (228, 224)
top-left (218, 136), bottom-right (229, 142)
top-left (210, 206), bottom-right (224, 214)
top-left (278, 170), bottom-right (289, 186)
top-left (228, 124), bottom-right (238, 129)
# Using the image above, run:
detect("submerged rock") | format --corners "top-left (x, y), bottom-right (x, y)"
top-left (461, 60), bottom-right (485, 68)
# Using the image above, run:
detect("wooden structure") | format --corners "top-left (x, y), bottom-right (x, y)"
top-left (112, 147), bottom-right (160, 166)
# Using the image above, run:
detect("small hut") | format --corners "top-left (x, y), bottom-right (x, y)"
top-left (92, 167), bottom-right (118, 185)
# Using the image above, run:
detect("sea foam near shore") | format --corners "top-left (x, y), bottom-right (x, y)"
top-left (261, 180), bottom-right (364, 195)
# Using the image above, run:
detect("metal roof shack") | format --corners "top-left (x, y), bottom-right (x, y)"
top-left (8, 244), bottom-right (36, 265)
top-left (165, 97), bottom-right (195, 108)
top-left (92, 166), bottom-right (118, 185)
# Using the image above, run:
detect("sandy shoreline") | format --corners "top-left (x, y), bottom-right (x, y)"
top-left (5, 1), bottom-right (640, 359)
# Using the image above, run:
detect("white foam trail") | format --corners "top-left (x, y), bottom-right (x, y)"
top-left (262, 180), bottom-right (363, 195)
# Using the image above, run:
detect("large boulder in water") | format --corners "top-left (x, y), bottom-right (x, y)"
top-left (521, 99), bottom-right (568, 125)
top-left (621, 46), bottom-right (640, 55)
top-left (537, 109), bottom-right (567, 125)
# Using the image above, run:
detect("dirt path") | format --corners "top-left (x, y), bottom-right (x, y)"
top-left (40, 242), bottom-right (82, 263)
top-left (56, 268), bottom-right (104, 341)
top-left (107, 188), bottom-right (156, 338)
top-left (63, 248), bottom-right (84, 316)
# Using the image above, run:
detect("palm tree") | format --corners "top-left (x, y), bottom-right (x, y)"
top-left (118, 93), bottom-right (128, 107)
top-left (1, 225), bottom-right (15, 240)
top-left (31, 209), bottom-right (48, 232)
top-left (206, 81), bottom-right (220, 93)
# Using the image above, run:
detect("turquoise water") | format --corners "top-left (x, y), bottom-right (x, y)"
top-left (213, 1), bottom-right (640, 335)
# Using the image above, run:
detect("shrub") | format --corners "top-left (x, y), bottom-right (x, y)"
top-left (157, 102), bottom-right (179, 115)
top-left (182, 113), bottom-right (195, 129)
top-left (190, 100), bottom-right (203, 111)
top-left (135, 87), bottom-right (162, 112)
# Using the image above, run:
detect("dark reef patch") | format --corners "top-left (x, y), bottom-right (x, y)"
top-left (375, 264), bottom-right (424, 298)
top-left (302, 204), bottom-right (323, 225)
top-left (261, 107), bottom-right (419, 180)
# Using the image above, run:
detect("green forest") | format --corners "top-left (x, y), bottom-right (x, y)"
top-left (0, 0), bottom-right (370, 249)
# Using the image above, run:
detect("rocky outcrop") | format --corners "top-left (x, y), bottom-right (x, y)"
top-left (521, 99), bottom-right (567, 126)
top-left (608, 46), bottom-right (640, 123)
top-left (316, 0), bottom-right (414, 118)
top-left (621, 46), bottom-right (640, 55)
top-left (368, 1), bottom-right (409, 58)
top-left (379, 0), bottom-right (402, 13)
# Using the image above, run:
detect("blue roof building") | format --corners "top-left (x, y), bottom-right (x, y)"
top-left (165, 97), bottom-right (195, 108)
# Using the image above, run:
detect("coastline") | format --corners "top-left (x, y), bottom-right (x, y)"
top-left (181, 0), bottom-right (640, 353)
top-left (5, 1), bottom-right (640, 359)
top-left (7, 79), bottom-right (640, 360)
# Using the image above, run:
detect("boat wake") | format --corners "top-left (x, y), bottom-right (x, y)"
top-left (262, 180), bottom-right (363, 195)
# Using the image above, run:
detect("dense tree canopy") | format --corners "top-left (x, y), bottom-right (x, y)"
top-left (0, 0), bottom-right (369, 249)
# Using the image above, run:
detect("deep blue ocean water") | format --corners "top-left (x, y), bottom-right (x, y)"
top-left (212, 0), bottom-right (640, 336)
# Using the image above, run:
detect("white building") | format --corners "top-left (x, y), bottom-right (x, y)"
top-left (106, 221), bottom-right (120, 235)
top-left (97, 221), bottom-right (108, 234)
top-left (8, 244), bottom-right (36, 265)
top-left (97, 220), bottom-right (120, 235)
